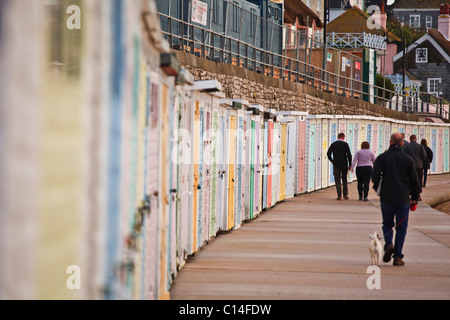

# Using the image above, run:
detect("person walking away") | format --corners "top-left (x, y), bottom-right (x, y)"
top-left (350, 141), bottom-right (376, 201)
top-left (401, 133), bottom-right (409, 151)
top-left (327, 133), bottom-right (352, 200)
top-left (404, 135), bottom-right (427, 200)
top-left (372, 133), bottom-right (420, 266)
top-left (420, 138), bottom-right (433, 188)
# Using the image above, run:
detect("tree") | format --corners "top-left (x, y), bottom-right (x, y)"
top-left (376, 73), bottom-right (395, 101)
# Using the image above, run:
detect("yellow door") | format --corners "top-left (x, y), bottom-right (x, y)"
top-left (280, 124), bottom-right (287, 201)
top-left (228, 116), bottom-right (236, 230)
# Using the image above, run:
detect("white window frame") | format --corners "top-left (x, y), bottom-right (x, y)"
top-left (415, 48), bottom-right (428, 63)
top-left (426, 16), bottom-right (433, 29)
top-left (409, 14), bottom-right (420, 29)
top-left (428, 78), bottom-right (442, 95)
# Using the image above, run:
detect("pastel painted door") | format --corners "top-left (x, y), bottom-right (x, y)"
top-left (329, 121), bottom-right (337, 185)
top-left (431, 128), bottom-right (437, 173)
top-left (347, 122), bottom-right (355, 181)
top-left (159, 84), bottom-right (169, 299)
top-left (315, 120), bottom-right (322, 190)
top-left (419, 126), bottom-right (426, 144)
top-left (339, 119), bottom-right (347, 138)
top-left (280, 123), bottom-right (287, 201)
top-left (297, 119), bottom-right (306, 194)
top-left (367, 123), bottom-right (372, 146)
top-left (321, 119), bottom-right (329, 188)
top-left (227, 116), bottom-right (236, 230)
top-left (377, 124), bottom-right (384, 156)
top-left (285, 123), bottom-right (297, 198)
top-left (437, 129), bottom-right (443, 174)
top-left (267, 120), bottom-right (274, 207)
top-left (307, 120), bottom-right (316, 192)
top-left (406, 125), bottom-right (413, 142)
top-left (371, 124), bottom-right (378, 156)
top-left (254, 120), bottom-right (262, 215)
top-left (216, 111), bottom-right (227, 231)
top-left (143, 76), bottom-right (160, 300)
top-left (196, 107), bottom-right (204, 249)
top-left (192, 101), bottom-right (200, 252)
top-left (272, 122), bottom-right (280, 205)
top-left (235, 116), bottom-right (243, 226)
top-left (262, 121), bottom-right (269, 209)
top-left (384, 122), bottom-right (391, 152)
top-left (359, 121), bottom-right (366, 150)
top-left (201, 107), bottom-right (211, 244)
top-left (210, 109), bottom-right (219, 236)
top-left (442, 128), bottom-right (450, 173)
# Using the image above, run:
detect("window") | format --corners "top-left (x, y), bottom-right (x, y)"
top-left (428, 78), bottom-right (442, 95)
top-left (317, 0), bottom-right (321, 12)
top-left (232, 1), bottom-right (240, 32)
top-left (212, 0), bottom-right (220, 24)
top-left (426, 16), bottom-right (433, 29)
top-left (415, 48), bottom-right (428, 63)
top-left (409, 14), bottom-right (420, 29)
top-left (250, 8), bottom-right (257, 37)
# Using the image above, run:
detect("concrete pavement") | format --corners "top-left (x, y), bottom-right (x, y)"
top-left (170, 174), bottom-right (450, 300)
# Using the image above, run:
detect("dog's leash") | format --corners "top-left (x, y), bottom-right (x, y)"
top-left (384, 216), bottom-right (407, 236)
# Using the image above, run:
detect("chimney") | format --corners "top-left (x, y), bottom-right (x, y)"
top-left (438, 4), bottom-right (450, 40)
top-left (372, 1), bottom-right (387, 30)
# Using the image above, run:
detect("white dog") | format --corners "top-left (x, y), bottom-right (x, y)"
top-left (369, 231), bottom-right (383, 266)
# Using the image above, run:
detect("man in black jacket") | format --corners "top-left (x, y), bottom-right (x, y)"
top-left (372, 133), bottom-right (420, 266)
top-left (404, 135), bottom-right (427, 199)
top-left (327, 133), bottom-right (352, 200)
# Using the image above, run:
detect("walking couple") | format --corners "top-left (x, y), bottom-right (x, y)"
top-left (326, 133), bottom-right (375, 201)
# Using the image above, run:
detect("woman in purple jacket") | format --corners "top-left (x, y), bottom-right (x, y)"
top-left (351, 141), bottom-right (376, 201)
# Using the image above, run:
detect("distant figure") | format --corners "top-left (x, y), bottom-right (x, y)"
top-left (351, 141), bottom-right (376, 201)
top-left (327, 133), bottom-right (352, 200)
top-left (372, 133), bottom-right (420, 266)
top-left (420, 139), bottom-right (433, 188)
top-left (404, 135), bottom-right (427, 199)
top-left (400, 133), bottom-right (409, 151)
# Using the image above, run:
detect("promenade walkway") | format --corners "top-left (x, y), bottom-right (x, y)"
top-left (170, 174), bottom-right (450, 300)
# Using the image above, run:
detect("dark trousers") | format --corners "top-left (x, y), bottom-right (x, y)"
top-left (416, 168), bottom-right (423, 194)
top-left (423, 168), bottom-right (428, 186)
top-left (333, 166), bottom-right (348, 198)
top-left (356, 166), bottom-right (372, 198)
top-left (381, 202), bottom-right (409, 259)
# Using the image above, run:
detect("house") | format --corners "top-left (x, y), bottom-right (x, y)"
top-left (284, 0), bottom-right (324, 48)
top-left (393, 4), bottom-right (450, 101)
top-left (388, 0), bottom-right (442, 31)
top-left (327, 5), bottom-right (401, 75)
top-left (155, 0), bottom-right (284, 59)
top-left (329, 0), bottom-right (364, 22)
top-left (301, 0), bottom-right (325, 22)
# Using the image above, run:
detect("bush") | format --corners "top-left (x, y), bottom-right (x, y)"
top-left (376, 73), bottom-right (395, 101)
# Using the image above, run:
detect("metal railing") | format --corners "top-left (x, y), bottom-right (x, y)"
top-left (156, 0), bottom-right (449, 121)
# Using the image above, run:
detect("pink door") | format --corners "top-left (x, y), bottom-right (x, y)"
top-left (267, 121), bottom-right (273, 207)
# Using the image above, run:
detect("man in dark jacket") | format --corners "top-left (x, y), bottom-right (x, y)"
top-left (421, 138), bottom-right (433, 188)
top-left (327, 133), bottom-right (352, 200)
top-left (372, 133), bottom-right (420, 266)
top-left (404, 135), bottom-right (427, 199)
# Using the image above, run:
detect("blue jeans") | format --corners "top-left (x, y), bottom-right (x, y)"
top-left (381, 202), bottom-right (410, 259)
